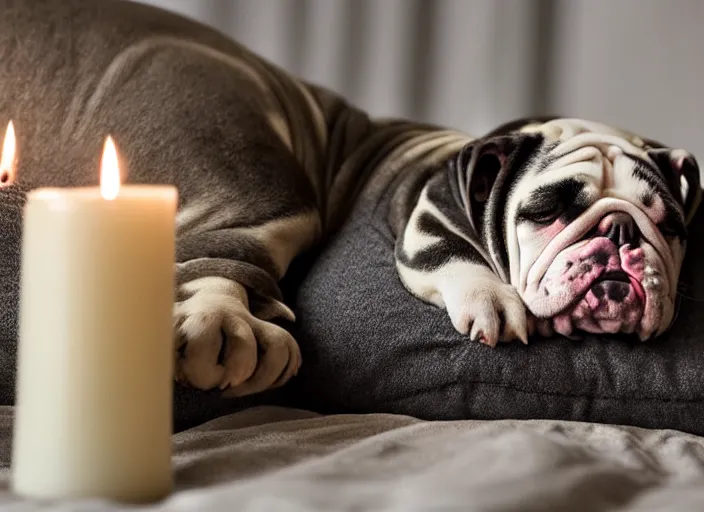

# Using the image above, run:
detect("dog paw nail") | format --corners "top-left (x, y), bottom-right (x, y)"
top-left (477, 335), bottom-right (497, 348)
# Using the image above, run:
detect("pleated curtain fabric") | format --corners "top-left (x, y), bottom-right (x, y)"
top-left (140, 0), bottom-right (547, 137)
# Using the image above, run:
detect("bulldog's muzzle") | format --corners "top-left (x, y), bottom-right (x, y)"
top-left (522, 198), bottom-right (676, 340)
top-left (547, 237), bottom-right (646, 335)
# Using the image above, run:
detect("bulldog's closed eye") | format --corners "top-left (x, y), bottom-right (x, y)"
top-left (519, 201), bottom-right (563, 225)
top-left (517, 179), bottom-right (588, 226)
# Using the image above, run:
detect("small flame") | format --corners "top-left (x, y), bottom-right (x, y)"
top-left (0, 121), bottom-right (16, 186)
top-left (100, 136), bottom-right (120, 200)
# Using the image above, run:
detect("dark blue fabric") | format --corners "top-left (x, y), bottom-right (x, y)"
top-left (292, 187), bottom-right (704, 435)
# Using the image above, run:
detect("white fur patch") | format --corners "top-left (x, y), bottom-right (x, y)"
top-left (402, 190), bottom-right (444, 260)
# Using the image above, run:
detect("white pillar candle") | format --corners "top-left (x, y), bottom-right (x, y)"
top-left (11, 135), bottom-right (178, 503)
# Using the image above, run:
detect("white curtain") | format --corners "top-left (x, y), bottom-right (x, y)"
top-left (141, 0), bottom-right (704, 164)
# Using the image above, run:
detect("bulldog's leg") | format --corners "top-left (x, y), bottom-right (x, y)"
top-left (174, 210), bottom-right (320, 396)
top-left (66, 41), bottom-right (327, 396)
top-left (393, 174), bottom-right (528, 347)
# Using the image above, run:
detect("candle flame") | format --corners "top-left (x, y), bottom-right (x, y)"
top-left (100, 136), bottom-right (120, 200)
top-left (0, 121), bottom-right (16, 187)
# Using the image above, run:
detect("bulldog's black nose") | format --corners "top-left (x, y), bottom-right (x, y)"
top-left (600, 213), bottom-right (639, 246)
top-left (593, 280), bottom-right (630, 302)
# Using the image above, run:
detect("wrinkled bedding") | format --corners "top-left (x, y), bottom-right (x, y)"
top-left (0, 406), bottom-right (702, 511)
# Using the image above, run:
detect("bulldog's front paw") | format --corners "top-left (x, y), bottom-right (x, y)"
top-left (173, 277), bottom-right (301, 397)
top-left (442, 279), bottom-right (528, 348)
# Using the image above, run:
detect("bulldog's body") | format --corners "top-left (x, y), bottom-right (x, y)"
top-left (0, 0), bottom-right (699, 397)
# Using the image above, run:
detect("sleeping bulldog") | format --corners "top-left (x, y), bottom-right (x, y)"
top-left (0, 0), bottom-right (699, 396)
top-left (392, 117), bottom-right (700, 347)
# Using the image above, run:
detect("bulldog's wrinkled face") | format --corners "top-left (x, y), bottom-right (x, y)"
top-left (464, 118), bottom-right (701, 341)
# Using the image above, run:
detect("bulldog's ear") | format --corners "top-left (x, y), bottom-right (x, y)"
top-left (453, 134), bottom-right (541, 227)
top-left (648, 148), bottom-right (702, 224)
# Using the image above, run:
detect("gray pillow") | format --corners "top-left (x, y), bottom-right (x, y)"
top-left (292, 184), bottom-right (704, 436)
